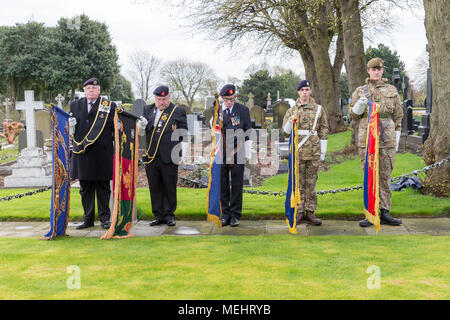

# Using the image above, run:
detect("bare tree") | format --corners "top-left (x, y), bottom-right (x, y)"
top-left (160, 59), bottom-right (219, 109)
top-left (128, 49), bottom-right (160, 101)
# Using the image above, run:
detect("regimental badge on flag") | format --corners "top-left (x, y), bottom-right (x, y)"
top-left (43, 105), bottom-right (71, 240)
top-left (101, 109), bottom-right (139, 239)
top-left (206, 95), bottom-right (223, 227)
top-left (285, 118), bottom-right (300, 234)
top-left (363, 101), bottom-right (381, 232)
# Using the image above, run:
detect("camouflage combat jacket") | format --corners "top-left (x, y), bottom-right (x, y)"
top-left (350, 78), bottom-right (403, 149)
top-left (282, 98), bottom-right (329, 160)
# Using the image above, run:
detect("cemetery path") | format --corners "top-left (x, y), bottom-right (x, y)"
top-left (0, 218), bottom-right (448, 238)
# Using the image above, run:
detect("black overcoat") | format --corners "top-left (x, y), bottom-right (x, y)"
top-left (70, 97), bottom-right (116, 181)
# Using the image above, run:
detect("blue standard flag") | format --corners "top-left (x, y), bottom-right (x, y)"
top-left (206, 96), bottom-right (223, 227)
top-left (43, 105), bottom-right (71, 240)
top-left (285, 119), bottom-right (300, 234)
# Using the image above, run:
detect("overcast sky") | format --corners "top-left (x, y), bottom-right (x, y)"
top-left (1, 0), bottom-right (427, 87)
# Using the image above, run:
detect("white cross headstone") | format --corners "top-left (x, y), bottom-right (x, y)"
top-left (55, 94), bottom-right (64, 109)
top-left (16, 90), bottom-right (44, 149)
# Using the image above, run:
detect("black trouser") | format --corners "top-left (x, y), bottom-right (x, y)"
top-left (221, 163), bottom-right (245, 221)
top-left (79, 180), bottom-right (111, 225)
top-left (145, 155), bottom-right (178, 221)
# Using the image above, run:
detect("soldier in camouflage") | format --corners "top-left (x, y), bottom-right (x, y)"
top-left (282, 80), bottom-right (329, 226)
top-left (350, 57), bottom-right (403, 227)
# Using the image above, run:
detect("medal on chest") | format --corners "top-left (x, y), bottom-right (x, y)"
top-left (231, 114), bottom-right (240, 126)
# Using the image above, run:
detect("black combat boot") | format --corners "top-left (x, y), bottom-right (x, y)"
top-left (359, 218), bottom-right (373, 228)
top-left (380, 209), bottom-right (402, 226)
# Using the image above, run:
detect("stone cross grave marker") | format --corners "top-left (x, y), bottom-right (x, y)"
top-left (15, 90), bottom-right (44, 149)
top-left (55, 94), bottom-right (64, 109)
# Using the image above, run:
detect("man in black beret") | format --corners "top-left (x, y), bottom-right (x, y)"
top-left (139, 85), bottom-right (188, 227)
top-left (68, 77), bottom-right (116, 229)
top-left (214, 84), bottom-right (252, 227)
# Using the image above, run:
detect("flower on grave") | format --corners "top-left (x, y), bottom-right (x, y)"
top-left (0, 121), bottom-right (25, 144)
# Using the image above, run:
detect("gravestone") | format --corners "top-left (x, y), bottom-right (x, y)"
top-left (271, 99), bottom-right (290, 129)
top-left (267, 92), bottom-right (272, 108)
top-left (19, 130), bottom-right (44, 151)
top-left (405, 101), bottom-right (414, 134)
top-left (132, 99), bottom-right (147, 149)
top-left (132, 99), bottom-right (146, 118)
top-left (205, 96), bottom-right (215, 110)
top-left (4, 90), bottom-right (52, 187)
top-left (250, 105), bottom-right (265, 129)
top-left (203, 107), bottom-right (213, 128)
top-left (418, 68), bottom-right (432, 143)
top-left (35, 109), bottom-right (51, 140)
top-left (187, 114), bottom-right (198, 136)
top-left (340, 98), bottom-right (348, 119)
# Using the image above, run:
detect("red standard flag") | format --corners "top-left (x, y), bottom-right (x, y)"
top-left (363, 101), bottom-right (381, 232)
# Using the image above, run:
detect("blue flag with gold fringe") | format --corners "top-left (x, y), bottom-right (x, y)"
top-left (206, 96), bottom-right (223, 227)
top-left (43, 105), bottom-right (71, 240)
top-left (285, 119), bottom-right (300, 234)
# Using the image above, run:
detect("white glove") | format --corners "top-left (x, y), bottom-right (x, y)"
top-left (320, 140), bottom-right (327, 161)
top-left (137, 116), bottom-right (148, 135)
top-left (352, 97), bottom-right (368, 115)
top-left (245, 140), bottom-right (252, 161)
top-left (283, 116), bottom-right (294, 134)
top-left (68, 117), bottom-right (77, 135)
top-left (395, 131), bottom-right (401, 152)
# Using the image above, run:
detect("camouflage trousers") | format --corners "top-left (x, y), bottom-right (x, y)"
top-left (358, 147), bottom-right (396, 210)
top-left (297, 159), bottom-right (320, 213)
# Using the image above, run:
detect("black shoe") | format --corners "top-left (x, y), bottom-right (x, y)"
top-left (149, 219), bottom-right (165, 226)
top-left (166, 219), bottom-right (176, 227)
top-left (76, 222), bottom-right (94, 230)
top-left (230, 217), bottom-right (240, 227)
top-left (359, 218), bottom-right (373, 228)
top-left (221, 217), bottom-right (230, 227)
top-left (101, 222), bottom-right (111, 229)
top-left (380, 209), bottom-right (402, 226)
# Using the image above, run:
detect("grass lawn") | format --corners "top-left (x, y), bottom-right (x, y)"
top-left (0, 235), bottom-right (448, 299)
top-left (1, 152), bottom-right (448, 221)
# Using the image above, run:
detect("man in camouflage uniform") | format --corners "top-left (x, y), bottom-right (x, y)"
top-left (350, 57), bottom-right (403, 227)
top-left (282, 80), bottom-right (329, 226)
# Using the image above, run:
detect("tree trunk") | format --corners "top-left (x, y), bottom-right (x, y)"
top-left (298, 47), bottom-right (320, 104)
top-left (339, 0), bottom-right (367, 146)
top-left (310, 44), bottom-right (344, 132)
top-left (422, 0), bottom-right (450, 197)
top-left (338, 0), bottom-right (367, 95)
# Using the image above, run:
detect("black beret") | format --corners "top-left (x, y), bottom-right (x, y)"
top-left (83, 77), bottom-right (100, 87)
top-left (297, 80), bottom-right (312, 91)
top-left (219, 84), bottom-right (236, 96)
top-left (153, 85), bottom-right (169, 97)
